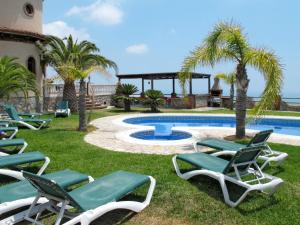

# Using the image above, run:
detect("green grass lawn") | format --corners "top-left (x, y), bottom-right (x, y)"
top-left (1, 108), bottom-right (300, 225)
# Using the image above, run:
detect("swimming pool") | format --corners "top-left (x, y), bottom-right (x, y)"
top-left (124, 115), bottom-right (300, 136)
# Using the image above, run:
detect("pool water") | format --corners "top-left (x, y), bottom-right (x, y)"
top-left (130, 130), bottom-right (192, 140)
top-left (124, 116), bottom-right (300, 136)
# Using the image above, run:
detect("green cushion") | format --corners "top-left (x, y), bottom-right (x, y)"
top-left (57, 101), bottom-right (68, 110)
top-left (0, 127), bottom-right (18, 132)
top-left (69, 171), bottom-right (150, 211)
top-left (0, 139), bottom-right (25, 148)
top-left (198, 138), bottom-right (246, 151)
top-left (0, 170), bottom-right (89, 203)
top-left (177, 152), bottom-right (229, 173)
top-left (0, 152), bottom-right (45, 168)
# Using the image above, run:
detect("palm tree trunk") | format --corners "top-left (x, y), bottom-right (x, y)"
top-left (230, 83), bottom-right (234, 110)
top-left (63, 81), bottom-right (78, 113)
top-left (124, 98), bottom-right (131, 112)
top-left (235, 64), bottom-right (249, 139)
top-left (78, 79), bottom-right (87, 131)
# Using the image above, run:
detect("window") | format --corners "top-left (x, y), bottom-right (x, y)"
top-left (24, 3), bottom-right (34, 17)
top-left (27, 57), bottom-right (36, 74)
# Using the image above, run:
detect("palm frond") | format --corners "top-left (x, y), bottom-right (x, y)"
top-left (179, 21), bottom-right (248, 94)
top-left (215, 72), bottom-right (236, 85)
top-left (246, 47), bottom-right (283, 115)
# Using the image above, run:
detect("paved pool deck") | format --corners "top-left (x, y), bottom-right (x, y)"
top-left (84, 113), bottom-right (300, 155)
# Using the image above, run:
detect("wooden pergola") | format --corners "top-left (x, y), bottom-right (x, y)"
top-left (117, 72), bottom-right (211, 96)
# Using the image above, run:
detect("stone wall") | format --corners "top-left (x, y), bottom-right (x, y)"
top-left (92, 95), bottom-right (113, 106)
top-left (0, 96), bottom-right (41, 113)
top-left (43, 95), bottom-right (114, 111)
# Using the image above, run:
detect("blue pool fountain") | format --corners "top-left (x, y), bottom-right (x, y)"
top-left (130, 124), bottom-right (192, 141)
top-left (154, 124), bottom-right (173, 136)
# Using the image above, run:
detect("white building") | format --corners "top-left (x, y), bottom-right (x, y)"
top-left (0, 0), bottom-right (44, 111)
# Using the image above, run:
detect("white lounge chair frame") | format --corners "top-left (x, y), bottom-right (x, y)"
top-left (21, 176), bottom-right (155, 225)
top-left (0, 141), bottom-right (28, 157)
top-left (4, 127), bottom-right (18, 140)
top-left (0, 156), bottom-right (50, 180)
top-left (172, 154), bottom-right (283, 207)
top-left (3, 119), bottom-right (51, 130)
top-left (54, 109), bottom-right (71, 118)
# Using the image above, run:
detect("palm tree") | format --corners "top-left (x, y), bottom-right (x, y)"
top-left (38, 35), bottom-right (113, 113)
top-left (144, 90), bottom-right (164, 112)
top-left (215, 72), bottom-right (236, 110)
top-left (0, 56), bottom-right (38, 100)
top-left (59, 64), bottom-right (116, 131)
top-left (179, 21), bottom-right (283, 138)
top-left (117, 84), bottom-right (138, 112)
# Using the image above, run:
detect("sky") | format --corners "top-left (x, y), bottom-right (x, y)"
top-left (43, 0), bottom-right (300, 97)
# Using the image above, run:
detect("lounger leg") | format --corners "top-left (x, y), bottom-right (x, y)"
top-left (259, 152), bottom-right (288, 170)
top-left (54, 200), bottom-right (68, 225)
top-left (0, 204), bottom-right (48, 225)
top-left (24, 193), bottom-right (44, 225)
top-left (8, 128), bottom-right (18, 139)
top-left (37, 157), bottom-right (50, 175)
top-left (18, 141), bottom-right (28, 154)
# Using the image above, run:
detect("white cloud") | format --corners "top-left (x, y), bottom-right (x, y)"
top-left (43, 21), bottom-right (90, 41)
top-left (126, 44), bottom-right (149, 55)
top-left (66, 0), bottom-right (123, 26)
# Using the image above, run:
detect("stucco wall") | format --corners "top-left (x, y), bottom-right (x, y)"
top-left (0, 40), bottom-right (43, 94)
top-left (0, 0), bottom-right (43, 33)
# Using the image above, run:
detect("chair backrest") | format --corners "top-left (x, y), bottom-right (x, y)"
top-left (56, 101), bottom-right (69, 110)
top-left (247, 130), bottom-right (273, 147)
top-left (4, 104), bottom-right (20, 121)
top-left (223, 146), bottom-right (263, 174)
top-left (23, 171), bottom-right (84, 212)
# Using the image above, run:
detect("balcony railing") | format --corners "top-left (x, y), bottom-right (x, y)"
top-left (45, 84), bottom-right (117, 97)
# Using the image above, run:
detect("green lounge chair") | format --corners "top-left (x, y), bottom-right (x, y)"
top-left (4, 104), bottom-right (51, 130)
top-left (54, 101), bottom-right (71, 117)
top-left (173, 146), bottom-right (283, 207)
top-left (0, 152), bottom-right (50, 180)
top-left (0, 169), bottom-right (91, 225)
top-left (0, 139), bottom-right (28, 156)
top-left (0, 126), bottom-right (18, 139)
top-left (195, 130), bottom-right (288, 169)
top-left (22, 170), bottom-right (156, 225)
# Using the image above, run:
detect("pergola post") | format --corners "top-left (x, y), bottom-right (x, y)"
top-left (171, 78), bottom-right (176, 97)
top-left (189, 77), bottom-right (193, 95)
top-left (151, 78), bottom-right (154, 90)
top-left (208, 76), bottom-right (211, 93)
top-left (141, 78), bottom-right (145, 97)
top-left (142, 78), bottom-right (145, 93)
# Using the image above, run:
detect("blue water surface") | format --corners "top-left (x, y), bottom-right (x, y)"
top-left (131, 130), bottom-right (192, 140)
top-left (124, 116), bottom-right (300, 136)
